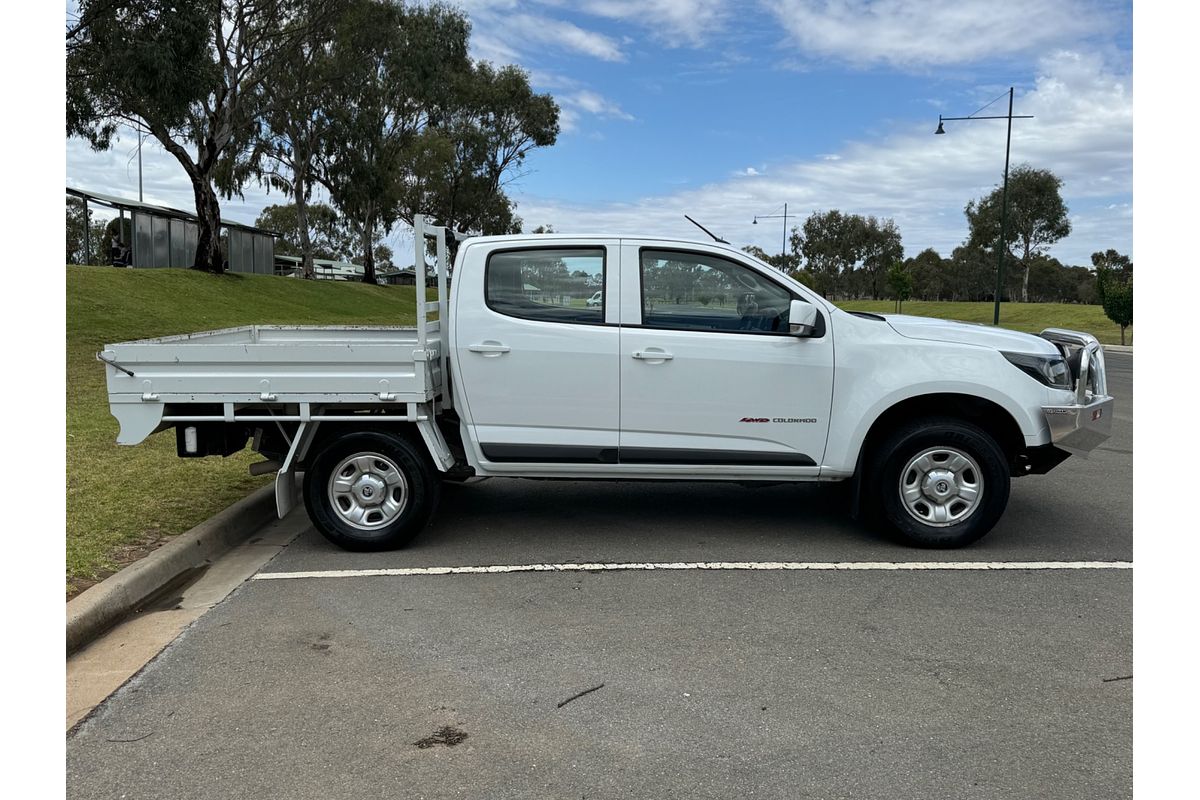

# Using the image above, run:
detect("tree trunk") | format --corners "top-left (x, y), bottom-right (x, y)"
top-left (1020, 239), bottom-right (1032, 303)
top-left (294, 176), bottom-right (314, 279)
top-left (191, 177), bottom-right (224, 273)
top-left (1121, 325), bottom-right (1126, 346)
top-left (361, 219), bottom-right (376, 285)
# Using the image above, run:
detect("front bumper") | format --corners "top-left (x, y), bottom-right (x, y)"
top-left (1039, 328), bottom-right (1115, 456)
top-left (1042, 396), bottom-right (1114, 455)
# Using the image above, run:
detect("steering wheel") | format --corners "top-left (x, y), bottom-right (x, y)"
top-left (737, 296), bottom-right (760, 330)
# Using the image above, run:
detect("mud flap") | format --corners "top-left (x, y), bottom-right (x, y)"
top-left (275, 422), bottom-right (319, 518)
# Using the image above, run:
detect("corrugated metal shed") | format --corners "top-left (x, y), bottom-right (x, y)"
top-left (67, 187), bottom-right (278, 273)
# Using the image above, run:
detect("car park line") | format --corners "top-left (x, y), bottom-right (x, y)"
top-left (251, 559), bottom-right (1132, 580)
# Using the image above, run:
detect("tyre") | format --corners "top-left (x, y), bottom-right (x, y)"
top-left (866, 417), bottom-right (1010, 548)
top-left (303, 431), bottom-right (440, 551)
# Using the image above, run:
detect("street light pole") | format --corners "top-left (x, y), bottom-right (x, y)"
top-left (936, 86), bottom-right (1032, 326)
top-left (752, 203), bottom-right (794, 269)
top-left (994, 89), bottom-right (1013, 326)
top-left (781, 202), bottom-right (788, 260)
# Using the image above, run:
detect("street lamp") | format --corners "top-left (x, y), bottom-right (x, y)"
top-left (752, 203), bottom-right (792, 269)
top-left (936, 87), bottom-right (1033, 325)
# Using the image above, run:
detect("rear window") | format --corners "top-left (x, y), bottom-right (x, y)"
top-left (485, 248), bottom-right (606, 325)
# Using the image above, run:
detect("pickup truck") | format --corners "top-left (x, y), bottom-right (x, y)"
top-left (100, 216), bottom-right (1113, 550)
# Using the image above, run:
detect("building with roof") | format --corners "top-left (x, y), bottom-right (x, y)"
top-left (66, 187), bottom-right (278, 274)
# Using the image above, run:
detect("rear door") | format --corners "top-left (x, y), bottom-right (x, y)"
top-left (453, 240), bottom-right (621, 469)
top-left (618, 242), bottom-right (834, 474)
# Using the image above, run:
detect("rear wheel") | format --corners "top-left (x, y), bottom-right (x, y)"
top-left (303, 431), bottom-right (439, 551)
top-left (866, 417), bottom-right (1010, 548)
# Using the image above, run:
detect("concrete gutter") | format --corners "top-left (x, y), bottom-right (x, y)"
top-left (66, 484), bottom-right (278, 655)
top-left (1104, 344), bottom-right (1133, 353)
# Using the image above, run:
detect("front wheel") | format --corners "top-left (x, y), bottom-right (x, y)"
top-left (866, 417), bottom-right (1010, 548)
top-left (303, 431), bottom-right (440, 551)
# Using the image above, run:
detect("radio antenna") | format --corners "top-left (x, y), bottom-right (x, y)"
top-left (683, 214), bottom-right (729, 244)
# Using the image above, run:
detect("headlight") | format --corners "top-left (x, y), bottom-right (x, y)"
top-left (1001, 351), bottom-right (1072, 389)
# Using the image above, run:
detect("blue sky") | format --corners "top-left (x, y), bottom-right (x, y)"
top-left (65, 0), bottom-right (1134, 266)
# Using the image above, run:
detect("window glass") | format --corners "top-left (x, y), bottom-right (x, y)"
top-left (486, 248), bottom-right (606, 325)
top-left (640, 249), bottom-right (794, 333)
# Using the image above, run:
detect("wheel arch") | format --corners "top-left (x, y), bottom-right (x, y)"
top-left (297, 421), bottom-right (427, 469)
top-left (846, 392), bottom-right (1025, 518)
top-left (859, 393), bottom-right (1025, 467)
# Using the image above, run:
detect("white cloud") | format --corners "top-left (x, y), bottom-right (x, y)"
top-left (567, 0), bottom-right (731, 46)
top-left (767, 0), bottom-right (1115, 69)
top-left (466, 1), bottom-right (732, 53)
top-left (512, 51), bottom-right (1132, 265)
top-left (564, 89), bottom-right (634, 119)
top-left (525, 73), bottom-right (633, 133)
top-left (462, 3), bottom-right (626, 63)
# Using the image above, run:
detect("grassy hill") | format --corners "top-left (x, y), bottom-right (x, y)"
top-left (66, 266), bottom-right (422, 595)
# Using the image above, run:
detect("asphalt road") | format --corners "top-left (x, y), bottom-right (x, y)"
top-left (67, 352), bottom-right (1132, 800)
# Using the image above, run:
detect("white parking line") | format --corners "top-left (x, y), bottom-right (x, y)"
top-left (252, 560), bottom-right (1132, 580)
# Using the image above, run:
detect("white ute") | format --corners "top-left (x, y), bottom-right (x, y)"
top-left (100, 216), bottom-right (1113, 549)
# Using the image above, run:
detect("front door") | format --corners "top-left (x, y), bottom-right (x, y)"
top-left (618, 244), bottom-right (834, 473)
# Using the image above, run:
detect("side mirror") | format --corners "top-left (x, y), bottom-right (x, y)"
top-left (789, 300), bottom-right (818, 336)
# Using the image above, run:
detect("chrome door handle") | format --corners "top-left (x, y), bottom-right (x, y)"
top-left (467, 341), bottom-right (510, 356)
top-left (632, 349), bottom-right (673, 361)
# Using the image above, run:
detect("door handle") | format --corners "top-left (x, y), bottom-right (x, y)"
top-left (467, 341), bottom-right (511, 356)
top-left (632, 349), bottom-right (673, 361)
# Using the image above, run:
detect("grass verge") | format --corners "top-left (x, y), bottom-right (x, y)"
top-left (66, 266), bottom-right (420, 596)
top-left (835, 300), bottom-right (1131, 345)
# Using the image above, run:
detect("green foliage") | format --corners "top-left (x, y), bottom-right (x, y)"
top-left (1092, 249), bottom-right (1133, 282)
top-left (965, 164), bottom-right (1071, 302)
top-left (65, 197), bottom-right (109, 265)
top-left (1099, 281), bottom-right (1132, 345)
top-left (317, 1), bottom-right (471, 282)
top-left (255, 202), bottom-right (391, 267)
top-left (67, 0), bottom-right (220, 150)
top-left (67, 0), bottom-right (319, 272)
top-left (886, 262), bottom-right (912, 312)
top-left (793, 210), bottom-right (902, 300)
top-left (244, 1), bottom-right (355, 278)
top-left (400, 60), bottom-right (559, 245)
top-left (787, 269), bottom-right (815, 288)
top-left (742, 244), bottom-right (800, 273)
top-left (69, 0), bottom-right (559, 281)
top-left (859, 217), bottom-right (903, 300)
top-left (1094, 250), bottom-right (1133, 345)
top-left (795, 209), bottom-right (855, 298)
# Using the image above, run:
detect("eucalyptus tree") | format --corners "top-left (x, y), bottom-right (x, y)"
top-left (965, 165), bottom-right (1071, 303)
top-left (67, 0), bottom-right (325, 272)
top-left (859, 216), bottom-right (904, 300)
top-left (399, 61), bottom-right (560, 249)
top-left (316, 1), bottom-right (474, 284)
top-left (244, 1), bottom-right (354, 278)
top-left (795, 210), bottom-right (865, 300)
top-left (255, 202), bottom-right (393, 266)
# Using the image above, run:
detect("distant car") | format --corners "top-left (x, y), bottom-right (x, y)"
top-left (586, 290), bottom-right (602, 307)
